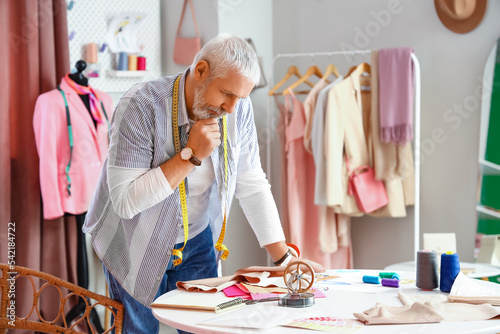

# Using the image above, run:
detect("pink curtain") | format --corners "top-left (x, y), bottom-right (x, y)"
top-left (0, 1), bottom-right (79, 332)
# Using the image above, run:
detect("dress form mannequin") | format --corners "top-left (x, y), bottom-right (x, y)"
top-left (64, 60), bottom-right (102, 332)
top-left (68, 60), bottom-right (97, 128)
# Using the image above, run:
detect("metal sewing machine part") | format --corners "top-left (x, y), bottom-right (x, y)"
top-left (278, 261), bottom-right (315, 308)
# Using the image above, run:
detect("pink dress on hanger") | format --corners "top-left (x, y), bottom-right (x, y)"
top-left (284, 91), bottom-right (350, 269)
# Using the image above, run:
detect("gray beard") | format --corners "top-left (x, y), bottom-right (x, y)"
top-left (192, 83), bottom-right (227, 120)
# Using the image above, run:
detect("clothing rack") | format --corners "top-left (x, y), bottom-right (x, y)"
top-left (266, 50), bottom-right (421, 258)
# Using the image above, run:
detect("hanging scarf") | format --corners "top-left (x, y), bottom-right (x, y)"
top-left (63, 73), bottom-right (105, 124)
top-left (378, 47), bottom-right (414, 144)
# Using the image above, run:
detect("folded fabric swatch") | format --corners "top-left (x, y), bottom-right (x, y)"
top-left (399, 292), bottom-right (500, 322)
top-left (449, 272), bottom-right (500, 306)
top-left (353, 301), bottom-right (443, 325)
top-left (222, 284), bottom-right (251, 299)
top-left (378, 47), bottom-right (414, 144)
top-left (176, 265), bottom-right (285, 293)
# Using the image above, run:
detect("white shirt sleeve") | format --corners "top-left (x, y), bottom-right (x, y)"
top-left (108, 165), bottom-right (174, 219)
top-left (235, 167), bottom-right (285, 247)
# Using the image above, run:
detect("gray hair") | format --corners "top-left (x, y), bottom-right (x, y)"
top-left (190, 33), bottom-right (260, 86)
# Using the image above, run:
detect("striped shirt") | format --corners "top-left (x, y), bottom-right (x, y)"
top-left (83, 71), bottom-right (284, 306)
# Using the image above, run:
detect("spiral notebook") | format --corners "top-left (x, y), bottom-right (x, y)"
top-left (151, 291), bottom-right (246, 313)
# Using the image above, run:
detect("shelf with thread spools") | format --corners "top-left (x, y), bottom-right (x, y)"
top-left (106, 70), bottom-right (149, 78)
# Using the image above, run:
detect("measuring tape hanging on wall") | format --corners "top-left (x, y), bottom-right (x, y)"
top-left (171, 74), bottom-right (230, 266)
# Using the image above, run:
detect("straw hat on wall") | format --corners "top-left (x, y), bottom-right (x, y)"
top-left (435, 0), bottom-right (487, 34)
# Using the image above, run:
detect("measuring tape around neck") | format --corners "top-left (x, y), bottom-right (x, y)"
top-left (215, 118), bottom-right (229, 260)
top-left (57, 85), bottom-right (110, 196)
top-left (171, 74), bottom-right (229, 266)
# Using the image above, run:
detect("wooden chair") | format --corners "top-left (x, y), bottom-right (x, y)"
top-left (0, 264), bottom-right (123, 333)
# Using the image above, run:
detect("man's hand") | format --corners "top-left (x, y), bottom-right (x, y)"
top-left (187, 118), bottom-right (221, 160)
top-left (289, 257), bottom-right (325, 273)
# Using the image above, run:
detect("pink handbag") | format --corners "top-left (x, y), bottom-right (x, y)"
top-left (346, 156), bottom-right (389, 213)
top-left (173, 0), bottom-right (201, 65)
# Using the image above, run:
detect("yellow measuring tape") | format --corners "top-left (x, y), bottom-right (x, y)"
top-left (171, 74), bottom-right (229, 266)
top-left (215, 118), bottom-right (229, 260)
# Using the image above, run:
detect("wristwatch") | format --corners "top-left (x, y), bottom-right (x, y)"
top-left (180, 147), bottom-right (202, 166)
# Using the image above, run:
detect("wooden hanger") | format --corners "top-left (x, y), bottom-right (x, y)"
top-left (321, 64), bottom-right (341, 80)
top-left (345, 62), bottom-right (371, 78)
top-left (268, 65), bottom-right (314, 96)
top-left (282, 65), bottom-right (323, 95)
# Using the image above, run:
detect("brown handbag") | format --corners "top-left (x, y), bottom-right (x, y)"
top-left (173, 0), bottom-right (201, 65)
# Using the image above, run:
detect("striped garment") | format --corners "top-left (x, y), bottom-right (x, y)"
top-left (83, 71), bottom-right (282, 306)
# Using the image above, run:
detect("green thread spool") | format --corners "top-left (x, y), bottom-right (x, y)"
top-left (379, 272), bottom-right (398, 279)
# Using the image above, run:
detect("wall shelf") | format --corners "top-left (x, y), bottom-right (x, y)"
top-left (106, 70), bottom-right (149, 78)
top-left (480, 159), bottom-right (500, 175)
top-left (477, 205), bottom-right (500, 221)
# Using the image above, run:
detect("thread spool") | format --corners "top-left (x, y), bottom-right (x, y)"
top-left (440, 252), bottom-right (460, 293)
top-left (362, 275), bottom-right (380, 284)
top-left (416, 250), bottom-right (438, 290)
top-left (379, 272), bottom-right (398, 279)
top-left (381, 278), bottom-right (400, 288)
top-left (86, 43), bottom-right (98, 63)
top-left (128, 55), bottom-right (138, 71)
top-left (137, 56), bottom-right (146, 70)
top-left (117, 52), bottom-right (128, 70)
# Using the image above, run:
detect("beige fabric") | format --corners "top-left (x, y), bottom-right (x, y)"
top-left (399, 291), bottom-right (500, 322)
top-left (449, 272), bottom-right (500, 306)
top-left (177, 266), bottom-right (284, 293)
top-left (303, 79), bottom-right (329, 153)
top-left (353, 301), bottom-right (443, 325)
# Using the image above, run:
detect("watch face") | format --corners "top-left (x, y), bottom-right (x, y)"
top-left (180, 147), bottom-right (192, 160)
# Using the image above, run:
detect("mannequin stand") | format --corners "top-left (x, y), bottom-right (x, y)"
top-left (65, 213), bottom-right (103, 332)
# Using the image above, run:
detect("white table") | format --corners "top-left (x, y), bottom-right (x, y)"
top-left (384, 261), bottom-right (500, 279)
top-left (152, 269), bottom-right (500, 334)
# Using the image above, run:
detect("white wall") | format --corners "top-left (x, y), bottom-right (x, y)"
top-left (272, 0), bottom-right (500, 269)
top-left (217, 0), bottom-right (274, 275)
top-left (160, 0), bottom-right (219, 76)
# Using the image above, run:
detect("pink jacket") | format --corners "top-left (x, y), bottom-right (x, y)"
top-left (33, 78), bottom-right (113, 220)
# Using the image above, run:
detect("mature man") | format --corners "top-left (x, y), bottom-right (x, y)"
top-left (83, 33), bottom-right (323, 333)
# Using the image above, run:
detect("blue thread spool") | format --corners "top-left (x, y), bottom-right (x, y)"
top-left (391, 273), bottom-right (401, 280)
top-left (381, 278), bottom-right (400, 288)
top-left (362, 275), bottom-right (380, 284)
top-left (440, 252), bottom-right (460, 293)
top-left (117, 52), bottom-right (128, 70)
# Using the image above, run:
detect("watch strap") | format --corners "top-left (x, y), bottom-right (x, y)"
top-left (188, 155), bottom-right (202, 166)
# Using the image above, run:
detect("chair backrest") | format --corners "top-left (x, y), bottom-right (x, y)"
top-left (0, 263), bottom-right (123, 333)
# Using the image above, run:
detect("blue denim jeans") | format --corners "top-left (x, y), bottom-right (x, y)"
top-left (102, 225), bottom-right (218, 334)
